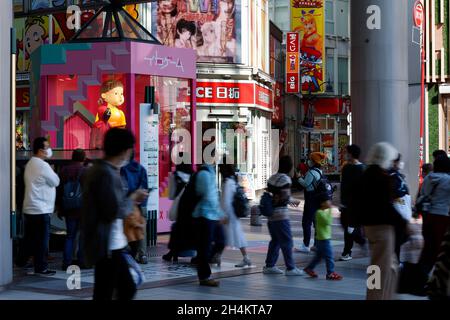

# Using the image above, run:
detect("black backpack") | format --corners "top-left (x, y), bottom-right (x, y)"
top-left (232, 177), bottom-right (249, 218)
top-left (174, 167), bottom-right (208, 250)
top-left (62, 172), bottom-right (83, 211)
top-left (311, 168), bottom-right (333, 200)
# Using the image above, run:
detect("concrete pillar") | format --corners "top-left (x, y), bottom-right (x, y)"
top-left (0, 1), bottom-right (13, 288)
top-left (351, 1), bottom-right (412, 175)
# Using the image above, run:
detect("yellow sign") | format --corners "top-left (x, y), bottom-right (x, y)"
top-left (290, 0), bottom-right (325, 94)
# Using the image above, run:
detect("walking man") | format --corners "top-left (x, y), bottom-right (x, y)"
top-left (81, 128), bottom-right (148, 300)
top-left (339, 144), bottom-right (367, 261)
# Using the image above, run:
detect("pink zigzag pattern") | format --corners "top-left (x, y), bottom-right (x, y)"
top-left (42, 43), bottom-right (130, 131)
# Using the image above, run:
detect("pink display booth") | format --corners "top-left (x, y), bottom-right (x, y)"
top-left (29, 15), bottom-right (197, 237)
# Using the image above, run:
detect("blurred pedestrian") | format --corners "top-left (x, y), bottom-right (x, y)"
top-left (263, 155), bottom-right (305, 276)
top-left (413, 163), bottom-right (433, 220)
top-left (297, 152), bottom-right (327, 253)
top-left (163, 156), bottom-right (194, 263)
top-left (432, 149), bottom-right (448, 161)
top-left (389, 153), bottom-right (412, 262)
top-left (303, 194), bottom-right (343, 280)
top-left (192, 154), bottom-right (226, 287)
top-left (354, 142), bottom-right (407, 300)
top-left (16, 137), bottom-right (59, 276)
top-left (81, 128), bottom-right (148, 300)
top-left (417, 156), bottom-right (450, 275)
top-left (121, 150), bottom-right (149, 264)
top-left (57, 149), bottom-right (87, 270)
top-left (339, 144), bottom-right (367, 261)
top-left (219, 162), bottom-right (252, 268)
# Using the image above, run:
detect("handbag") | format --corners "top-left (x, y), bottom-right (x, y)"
top-left (393, 194), bottom-right (412, 221)
top-left (169, 186), bottom-right (185, 221)
top-left (121, 251), bottom-right (145, 287)
top-left (415, 181), bottom-right (440, 214)
top-left (124, 205), bottom-right (146, 242)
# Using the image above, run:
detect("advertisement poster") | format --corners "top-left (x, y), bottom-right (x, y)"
top-left (152, 0), bottom-right (241, 63)
top-left (290, 0), bottom-right (325, 94)
top-left (272, 82), bottom-right (284, 125)
top-left (285, 32), bottom-right (300, 93)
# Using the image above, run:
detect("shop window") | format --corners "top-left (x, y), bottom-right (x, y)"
top-left (338, 118), bottom-right (349, 131)
top-left (325, 0), bottom-right (334, 35)
top-left (327, 117), bottom-right (335, 130)
top-left (325, 50), bottom-right (334, 93)
top-left (338, 57), bottom-right (349, 95)
top-left (314, 118), bottom-right (327, 130)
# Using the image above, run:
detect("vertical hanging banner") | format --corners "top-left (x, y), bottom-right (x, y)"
top-left (291, 0), bottom-right (325, 94)
top-left (285, 32), bottom-right (300, 93)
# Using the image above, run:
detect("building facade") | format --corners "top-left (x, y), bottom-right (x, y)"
top-left (13, 0), bottom-right (276, 197)
top-left (424, 0), bottom-right (450, 159)
top-left (269, 0), bottom-right (351, 176)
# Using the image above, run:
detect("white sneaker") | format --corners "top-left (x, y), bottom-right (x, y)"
top-left (263, 266), bottom-right (284, 274)
top-left (295, 244), bottom-right (311, 253)
top-left (285, 267), bottom-right (306, 276)
top-left (339, 254), bottom-right (352, 261)
top-left (235, 257), bottom-right (252, 268)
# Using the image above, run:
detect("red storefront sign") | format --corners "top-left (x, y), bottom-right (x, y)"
top-left (304, 97), bottom-right (351, 115)
top-left (180, 80), bottom-right (273, 111)
top-left (196, 81), bottom-right (254, 105)
top-left (286, 32), bottom-right (300, 94)
top-left (16, 87), bottom-right (30, 108)
top-left (272, 82), bottom-right (284, 124)
top-left (255, 84), bottom-right (273, 110)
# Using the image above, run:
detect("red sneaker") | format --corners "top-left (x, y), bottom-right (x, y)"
top-left (326, 272), bottom-right (343, 280)
top-left (303, 268), bottom-right (318, 278)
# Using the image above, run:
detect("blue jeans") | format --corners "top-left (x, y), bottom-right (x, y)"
top-left (265, 220), bottom-right (295, 270)
top-left (302, 191), bottom-right (318, 247)
top-left (306, 239), bottom-right (335, 274)
top-left (63, 218), bottom-right (83, 266)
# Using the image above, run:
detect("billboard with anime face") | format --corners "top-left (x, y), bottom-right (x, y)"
top-left (152, 0), bottom-right (241, 63)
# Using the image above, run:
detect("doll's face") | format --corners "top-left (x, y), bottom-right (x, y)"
top-left (101, 86), bottom-right (124, 107)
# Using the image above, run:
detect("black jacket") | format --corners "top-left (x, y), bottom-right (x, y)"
top-left (81, 160), bottom-right (133, 266)
top-left (353, 165), bottom-right (406, 228)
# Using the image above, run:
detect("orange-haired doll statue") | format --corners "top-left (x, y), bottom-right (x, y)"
top-left (90, 80), bottom-right (127, 149)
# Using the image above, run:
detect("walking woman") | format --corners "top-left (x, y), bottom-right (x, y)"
top-left (163, 157), bottom-right (194, 263)
top-left (417, 155), bottom-right (450, 275)
top-left (219, 163), bottom-right (252, 267)
top-left (354, 142), bottom-right (407, 300)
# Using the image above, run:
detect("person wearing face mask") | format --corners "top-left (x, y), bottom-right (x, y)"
top-left (296, 152), bottom-right (327, 253)
top-left (389, 154), bottom-right (412, 262)
top-left (81, 128), bottom-right (148, 300)
top-left (16, 137), bottom-right (60, 276)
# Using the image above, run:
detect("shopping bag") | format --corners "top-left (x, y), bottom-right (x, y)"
top-left (393, 194), bottom-right (412, 221)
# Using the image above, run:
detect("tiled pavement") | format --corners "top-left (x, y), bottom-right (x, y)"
top-left (0, 191), bottom-right (427, 300)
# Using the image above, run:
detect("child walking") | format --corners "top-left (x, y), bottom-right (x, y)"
top-left (303, 195), bottom-right (343, 280)
top-left (263, 156), bottom-right (305, 276)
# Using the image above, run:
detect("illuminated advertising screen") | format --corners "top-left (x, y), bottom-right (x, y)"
top-left (152, 0), bottom-right (242, 63)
